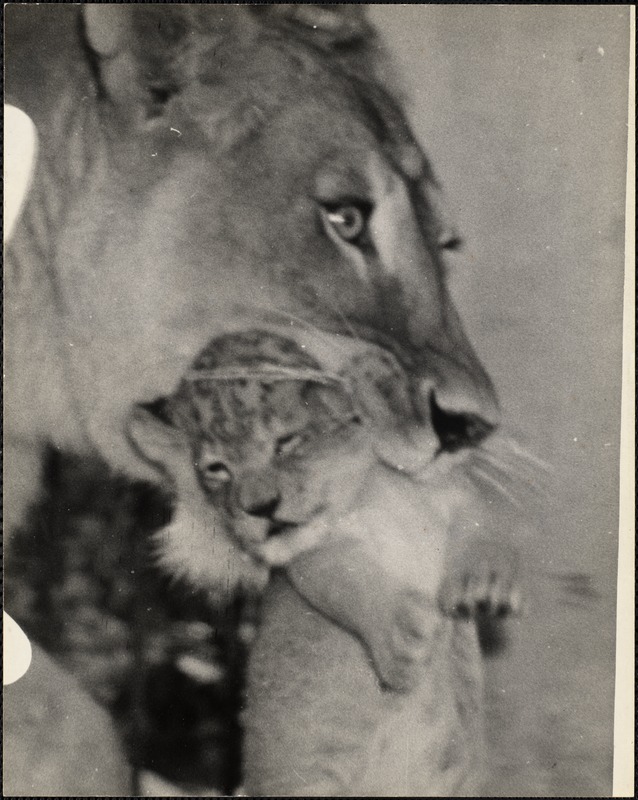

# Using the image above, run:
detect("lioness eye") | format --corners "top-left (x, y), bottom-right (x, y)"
top-left (202, 461), bottom-right (231, 483)
top-left (322, 202), bottom-right (372, 244)
top-left (276, 432), bottom-right (304, 457)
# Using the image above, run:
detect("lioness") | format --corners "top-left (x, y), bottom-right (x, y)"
top-left (5, 4), bottom-right (498, 539)
top-left (5, 4), bottom-right (503, 793)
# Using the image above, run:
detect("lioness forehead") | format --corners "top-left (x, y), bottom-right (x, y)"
top-left (179, 23), bottom-right (430, 188)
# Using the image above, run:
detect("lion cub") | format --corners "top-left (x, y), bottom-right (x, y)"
top-left (127, 330), bottom-right (518, 698)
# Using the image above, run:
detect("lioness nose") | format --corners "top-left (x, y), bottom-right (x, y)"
top-left (239, 476), bottom-right (281, 519)
top-left (429, 391), bottom-right (495, 452)
top-left (413, 320), bottom-right (500, 452)
top-left (245, 495), bottom-right (281, 519)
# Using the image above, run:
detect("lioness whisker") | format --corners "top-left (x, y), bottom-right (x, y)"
top-left (479, 435), bottom-right (555, 484)
top-left (473, 448), bottom-right (550, 497)
top-left (250, 305), bottom-right (343, 345)
top-left (470, 445), bottom-right (530, 482)
top-left (472, 460), bottom-right (538, 503)
top-left (472, 456), bottom-right (526, 492)
top-left (469, 465), bottom-right (524, 509)
top-left (311, 284), bottom-right (363, 342)
top-left (494, 435), bottom-right (556, 475)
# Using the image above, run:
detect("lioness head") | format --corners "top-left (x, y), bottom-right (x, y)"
top-left (6, 5), bottom-right (498, 474)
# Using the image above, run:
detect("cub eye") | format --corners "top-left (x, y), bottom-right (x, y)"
top-left (276, 432), bottom-right (305, 457)
top-left (201, 461), bottom-right (231, 484)
top-left (322, 202), bottom-right (373, 244)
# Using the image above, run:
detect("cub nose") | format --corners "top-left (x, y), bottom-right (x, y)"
top-left (239, 475), bottom-right (282, 518)
top-left (429, 391), bottom-right (496, 452)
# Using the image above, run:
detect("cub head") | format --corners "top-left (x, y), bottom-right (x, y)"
top-left (128, 326), bottom-right (523, 596)
top-left (127, 331), bottom-right (365, 573)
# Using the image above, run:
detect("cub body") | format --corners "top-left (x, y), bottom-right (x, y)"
top-left (245, 572), bottom-right (484, 796)
top-left (128, 330), bottom-right (518, 795)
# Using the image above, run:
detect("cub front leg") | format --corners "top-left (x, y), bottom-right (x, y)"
top-left (376, 587), bottom-right (442, 692)
top-left (288, 540), bottom-right (441, 693)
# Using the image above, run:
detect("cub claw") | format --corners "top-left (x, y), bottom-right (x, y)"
top-left (438, 571), bottom-right (522, 620)
top-left (437, 534), bottom-right (521, 622)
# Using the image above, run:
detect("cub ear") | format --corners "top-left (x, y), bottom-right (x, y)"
top-left (127, 401), bottom-right (189, 467)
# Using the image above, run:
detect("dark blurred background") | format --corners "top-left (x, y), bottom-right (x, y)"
top-left (5, 448), bottom-right (255, 794)
top-left (5, 6), bottom-right (630, 797)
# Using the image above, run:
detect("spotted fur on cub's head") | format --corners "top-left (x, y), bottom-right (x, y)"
top-left (164, 330), bottom-right (359, 498)
top-left (127, 330), bottom-right (360, 592)
top-left (127, 329), bottom-right (424, 591)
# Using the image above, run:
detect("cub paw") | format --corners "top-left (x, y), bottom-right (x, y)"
top-left (372, 590), bottom-right (439, 693)
top-left (437, 538), bottom-right (522, 620)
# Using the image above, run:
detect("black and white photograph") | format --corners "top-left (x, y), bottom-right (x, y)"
top-left (3, 4), bottom-right (634, 797)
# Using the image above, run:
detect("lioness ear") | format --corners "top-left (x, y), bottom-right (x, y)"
top-left (82, 5), bottom-right (204, 126)
top-left (84, 5), bottom-right (152, 126)
top-left (83, 5), bottom-right (131, 58)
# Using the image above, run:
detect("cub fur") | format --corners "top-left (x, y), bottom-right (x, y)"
top-left (127, 331), bottom-right (519, 697)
